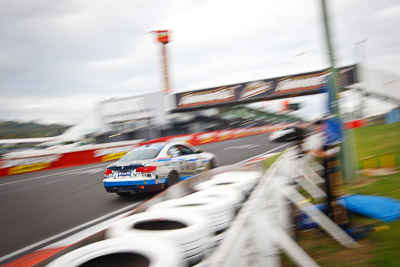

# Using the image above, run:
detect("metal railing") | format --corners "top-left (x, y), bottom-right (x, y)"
top-left (206, 147), bottom-right (359, 267)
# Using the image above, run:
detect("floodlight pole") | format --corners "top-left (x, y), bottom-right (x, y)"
top-left (320, 0), bottom-right (355, 226)
top-left (321, 0), bottom-right (340, 115)
top-left (320, 0), bottom-right (352, 179)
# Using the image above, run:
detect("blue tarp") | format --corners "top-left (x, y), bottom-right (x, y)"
top-left (295, 204), bottom-right (326, 229)
top-left (338, 194), bottom-right (400, 223)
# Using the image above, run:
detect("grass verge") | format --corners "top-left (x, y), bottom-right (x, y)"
top-left (352, 122), bottom-right (400, 168)
top-left (283, 122), bottom-right (400, 266)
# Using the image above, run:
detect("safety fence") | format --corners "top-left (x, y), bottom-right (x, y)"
top-left (0, 125), bottom-right (287, 177)
top-left (2, 146), bottom-right (360, 267)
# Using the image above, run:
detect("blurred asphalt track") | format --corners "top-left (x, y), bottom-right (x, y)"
top-left (0, 134), bottom-right (290, 262)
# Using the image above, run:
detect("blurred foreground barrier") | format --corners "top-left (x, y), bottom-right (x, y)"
top-left (206, 148), bottom-right (359, 267)
top-left (46, 237), bottom-right (184, 267)
top-left (3, 145), bottom-right (359, 267)
top-left (0, 164), bottom-right (246, 266)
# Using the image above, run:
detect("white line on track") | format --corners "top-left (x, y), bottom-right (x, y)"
top-left (0, 201), bottom-right (143, 263)
top-left (0, 163), bottom-right (110, 187)
top-left (237, 143), bottom-right (290, 164)
top-left (224, 144), bottom-right (260, 150)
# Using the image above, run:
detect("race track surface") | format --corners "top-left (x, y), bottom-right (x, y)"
top-left (0, 134), bottom-right (289, 263)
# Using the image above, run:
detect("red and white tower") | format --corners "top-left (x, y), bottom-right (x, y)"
top-left (153, 30), bottom-right (171, 93)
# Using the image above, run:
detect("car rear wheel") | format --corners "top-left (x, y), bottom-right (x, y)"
top-left (166, 171), bottom-right (179, 188)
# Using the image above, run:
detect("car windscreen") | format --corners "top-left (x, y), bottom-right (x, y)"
top-left (118, 148), bottom-right (162, 161)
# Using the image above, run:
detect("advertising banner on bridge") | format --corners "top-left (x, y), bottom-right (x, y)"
top-left (174, 65), bottom-right (357, 111)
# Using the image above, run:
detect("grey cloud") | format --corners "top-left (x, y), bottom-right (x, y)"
top-left (0, 0), bottom-right (399, 123)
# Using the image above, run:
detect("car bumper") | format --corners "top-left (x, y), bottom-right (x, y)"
top-left (103, 178), bottom-right (167, 193)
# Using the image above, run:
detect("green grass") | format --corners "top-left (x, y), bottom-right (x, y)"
top-left (263, 152), bottom-right (281, 169)
top-left (367, 221), bottom-right (400, 267)
top-left (345, 122), bottom-right (400, 266)
top-left (284, 122), bottom-right (400, 266)
top-left (351, 121), bottom-right (400, 164)
top-left (341, 122), bottom-right (400, 266)
top-left (346, 173), bottom-right (400, 266)
top-left (289, 171), bottom-right (400, 267)
top-left (347, 173), bottom-right (400, 199)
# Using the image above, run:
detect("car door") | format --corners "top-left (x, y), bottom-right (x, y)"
top-left (168, 145), bottom-right (198, 178)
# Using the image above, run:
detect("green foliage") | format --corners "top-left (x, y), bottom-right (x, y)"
top-left (0, 120), bottom-right (70, 139)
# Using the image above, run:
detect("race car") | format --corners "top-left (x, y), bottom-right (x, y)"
top-left (103, 141), bottom-right (218, 196)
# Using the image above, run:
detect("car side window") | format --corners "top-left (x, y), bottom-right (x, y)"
top-left (167, 146), bottom-right (181, 157)
top-left (178, 145), bottom-right (195, 155)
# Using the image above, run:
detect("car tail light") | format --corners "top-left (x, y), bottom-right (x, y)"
top-left (104, 169), bottom-right (112, 175)
top-left (136, 166), bottom-right (157, 173)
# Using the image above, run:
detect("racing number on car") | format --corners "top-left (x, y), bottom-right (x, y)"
top-left (180, 162), bottom-right (196, 171)
top-left (130, 171), bottom-right (141, 178)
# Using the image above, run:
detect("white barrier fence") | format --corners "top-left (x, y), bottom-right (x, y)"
top-left (206, 147), bottom-right (359, 267)
top-left (21, 147), bottom-right (359, 267)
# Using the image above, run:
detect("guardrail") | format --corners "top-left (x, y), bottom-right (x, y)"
top-left (2, 144), bottom-right (358, 267)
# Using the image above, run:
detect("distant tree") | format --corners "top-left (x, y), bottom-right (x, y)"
top-left (0, 121), bottom-right (70, 139)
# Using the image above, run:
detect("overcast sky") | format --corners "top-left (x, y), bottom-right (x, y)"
top-left (0, 0), bottom-right (399, 125)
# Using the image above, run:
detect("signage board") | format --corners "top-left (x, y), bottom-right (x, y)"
top-left (99, 92), bottom-right (168, 125)
top-left (174, 65), bottom-right (357, 111)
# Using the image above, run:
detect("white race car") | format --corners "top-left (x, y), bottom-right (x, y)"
top-left (103, 142), bottom-right (218, 196)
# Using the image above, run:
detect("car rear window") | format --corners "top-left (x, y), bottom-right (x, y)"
top-left (119, 148), bottom-right (161, 161)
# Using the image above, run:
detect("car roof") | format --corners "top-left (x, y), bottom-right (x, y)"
top-left (137, 142), bottom-right (168, 150)
top-left (138, 141), bottom-right (194, 150)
